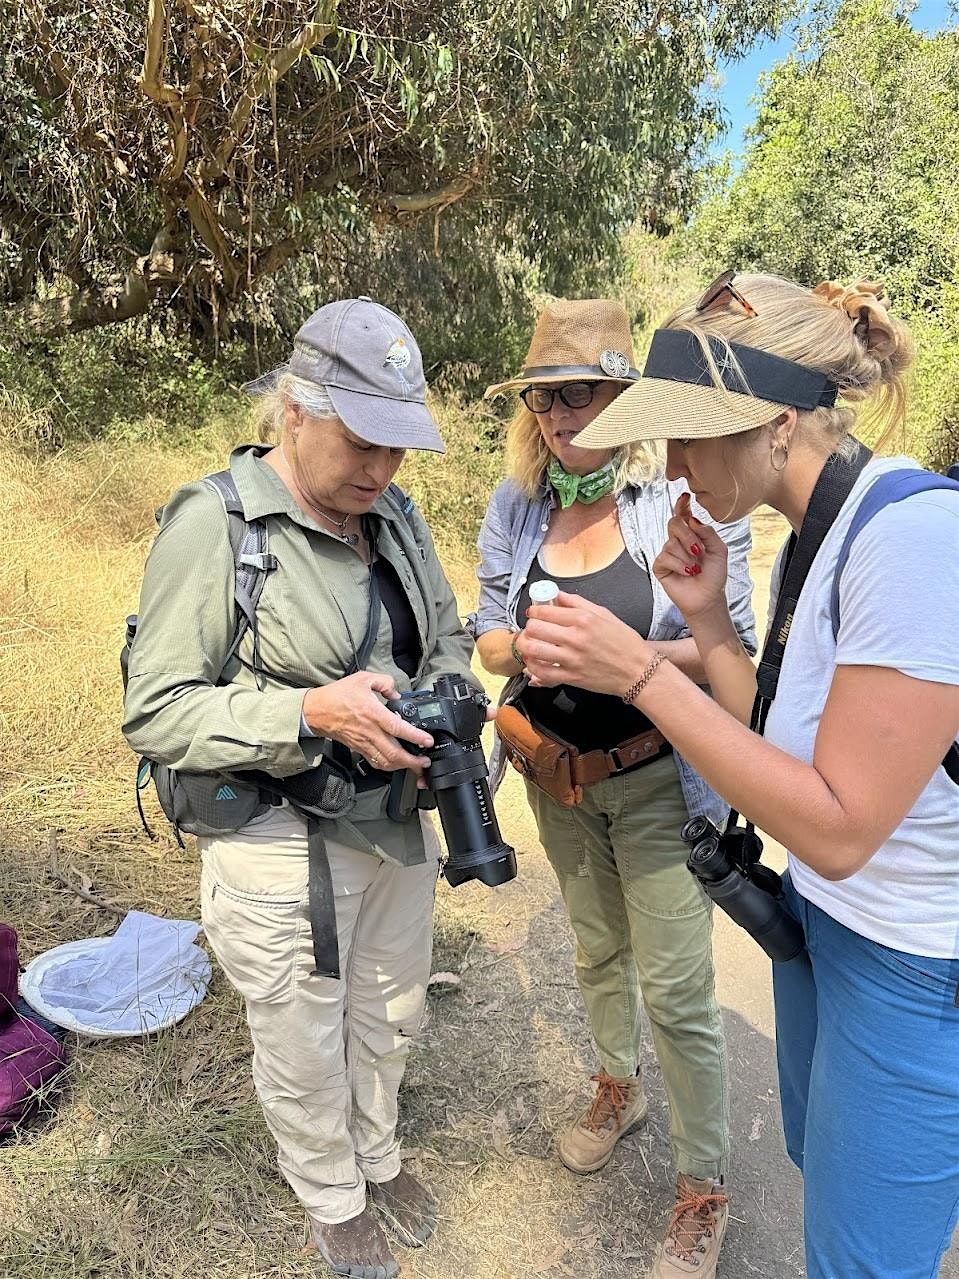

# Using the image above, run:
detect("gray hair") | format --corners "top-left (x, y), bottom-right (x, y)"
top-left (255, 373), bottom-right (339, 443)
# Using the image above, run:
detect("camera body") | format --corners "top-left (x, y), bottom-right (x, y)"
top-left (681, 816), bottom-right (805, 962)
top-left (387, 675), bottom-right (517, 889)
top-left (392, 676), bottom-right (489, 746)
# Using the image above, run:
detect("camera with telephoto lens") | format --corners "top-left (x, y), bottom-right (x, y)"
top-left (681, 816), bottom-right (805, 962)
top-left (386, 675), bottom-right (517, 889)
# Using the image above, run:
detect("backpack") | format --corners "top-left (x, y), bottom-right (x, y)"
top-left (122, 468), bottom-right (421, 843)
top-left (830, 464), bottom-right (959, 784)
top-left (0, 924), bottom-right (68, 1137)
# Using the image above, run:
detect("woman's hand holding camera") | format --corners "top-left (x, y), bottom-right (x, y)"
top-left (653, 493), bottom-right (730, 624)
top-left (520, 595), bottom-right (653, 698)
top-left (301, 672), bottom-right (434, 774)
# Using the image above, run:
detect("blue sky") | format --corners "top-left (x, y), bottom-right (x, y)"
top-left (714, 0), bottom-right (956, 158)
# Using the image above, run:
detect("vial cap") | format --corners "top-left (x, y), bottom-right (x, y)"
top-left (529, 579), bottom-right (560, 604)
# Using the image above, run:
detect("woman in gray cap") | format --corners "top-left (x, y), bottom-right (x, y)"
top-left (124, 298), bottom-right (474, 1279)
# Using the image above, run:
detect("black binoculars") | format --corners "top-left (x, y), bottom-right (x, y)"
top-left (681, 816), bottom-right (805, 963)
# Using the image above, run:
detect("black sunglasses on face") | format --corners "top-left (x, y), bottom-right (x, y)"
top-left (520, 381), bottom-right (601, 413)
top-left (696, 269), bottom-right (758, 319)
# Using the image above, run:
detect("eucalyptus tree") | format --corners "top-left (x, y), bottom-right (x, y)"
top-left (2, 0), bottom-right (783, 340)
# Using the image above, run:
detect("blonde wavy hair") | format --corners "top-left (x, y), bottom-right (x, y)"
top-left (253, 372), bottom-right (339, 443)
top-left (506, 398), bottom-right (663, 496)
top-left (664, 274), bottom-right (915, 456)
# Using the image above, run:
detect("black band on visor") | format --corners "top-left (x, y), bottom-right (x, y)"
top-left (522, 363), bottom-right (640, 382)
top-left (643, 330), bottom-right (838, 410)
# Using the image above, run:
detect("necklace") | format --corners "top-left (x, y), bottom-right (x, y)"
top-left (313, 505), bottom-right (360, 546)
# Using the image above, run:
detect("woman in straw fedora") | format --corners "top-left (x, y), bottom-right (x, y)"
top-left (473, 298), bottom-right (757, 1278)
top-left (519, 274), bottom-right (959, 1279)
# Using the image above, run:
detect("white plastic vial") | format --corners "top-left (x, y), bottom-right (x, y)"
top-left (528, 579), bottom-right (560, 605)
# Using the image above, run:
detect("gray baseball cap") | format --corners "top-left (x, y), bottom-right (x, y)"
top-left (245, 297), bottom-right (445, 453)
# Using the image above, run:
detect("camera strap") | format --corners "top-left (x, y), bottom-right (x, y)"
top-left (727, 441), bottom-right (873, 846)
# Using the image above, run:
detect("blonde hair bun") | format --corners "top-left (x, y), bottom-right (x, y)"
top-left (812, 278), bottom-right (909, 367)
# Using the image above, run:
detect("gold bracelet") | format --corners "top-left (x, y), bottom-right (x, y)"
top-left (510, 633), bottom-right (525, 668)
top-left (622, 651), bottom-right (667, 704)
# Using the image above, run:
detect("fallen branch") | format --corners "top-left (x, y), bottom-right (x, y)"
top-left (46, 831), bottom-right (125, 917)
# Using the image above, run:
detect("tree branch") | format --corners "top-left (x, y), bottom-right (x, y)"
top-left (384, 175), bottom-right (477, 213)
top-left (184, 187), bottom-right (244, 292)
top-left (201, 7), bottom-right (341, 181)
top-left (138, 0), bottom-right (192, 183)
top-left (139, 0), bottom-right (182, 108)
top-left (7, 227), bottom-right (182, 338)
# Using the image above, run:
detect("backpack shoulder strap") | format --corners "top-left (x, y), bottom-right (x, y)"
top-left (831, 467), bottom-right (959, 784)
top-left (202, 470), bottom-right (277, 682)
top-left (385, 481), bottom-right (419, 535)
top-left (830, 469), bottom-right (959, 638)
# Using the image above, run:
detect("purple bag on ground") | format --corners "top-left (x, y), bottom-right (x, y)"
top-left (0, 924), bottom-right (68, 1135)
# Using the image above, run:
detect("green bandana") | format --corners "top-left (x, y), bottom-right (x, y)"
top-left (547, 457), bottom-right (617, 509)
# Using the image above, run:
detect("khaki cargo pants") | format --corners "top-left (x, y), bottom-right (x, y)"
top-left (200, 805), bottom-right (439, 1223)
top-left (525, 754), bottom-right (730, 1180)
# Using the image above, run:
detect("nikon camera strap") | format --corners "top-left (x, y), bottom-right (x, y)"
top-left (726, 441), bottom-right (873, 842)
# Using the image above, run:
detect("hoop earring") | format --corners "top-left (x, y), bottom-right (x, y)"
top-left (770, 440), bottom-right (789, 472)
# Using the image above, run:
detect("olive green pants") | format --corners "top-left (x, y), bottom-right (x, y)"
top-left (525, 755), bottom-right (729, 1180)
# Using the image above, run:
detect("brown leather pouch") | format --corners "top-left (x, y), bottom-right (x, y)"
top-left (495, 704), bottom-right (582, 807)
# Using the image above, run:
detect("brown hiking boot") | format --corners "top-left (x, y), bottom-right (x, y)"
top-left (648, 1173), bottom-right (729, 1278)
top-left (556, 1069), bottom-right (648, 1173)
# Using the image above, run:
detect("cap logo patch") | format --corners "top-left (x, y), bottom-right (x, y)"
top-left (600, 349), bottom-right (630, 378)
top-left (385, 337), bottom-right (412, 370)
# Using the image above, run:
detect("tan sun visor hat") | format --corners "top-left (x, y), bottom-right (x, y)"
top-left (574, 329), bottom-right (840, 451)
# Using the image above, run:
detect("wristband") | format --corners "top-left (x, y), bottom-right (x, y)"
top-left (622, 651), bottom-right (667, 704)
top-left (510, 634), bottom-right (525, 668)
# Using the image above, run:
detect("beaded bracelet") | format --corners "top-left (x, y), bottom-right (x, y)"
top-left (510, 634), bottom-right (525, 668)
top-left (622, 651), bottom-right (667, 705)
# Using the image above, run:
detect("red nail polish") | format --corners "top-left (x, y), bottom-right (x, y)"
top-left (691, 564), bottom-right (702, 576)
top-left (691, 543), bottom-right (702, 557)
top-left (684, 566), bottom-right (695, 576)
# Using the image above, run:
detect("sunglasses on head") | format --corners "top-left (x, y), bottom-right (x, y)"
top-left (696, 269), bottom-right (758, 319)
top-left (520, 381), bottom-right (601, 413)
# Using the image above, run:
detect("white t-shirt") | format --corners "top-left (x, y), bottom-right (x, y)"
top-left (764, 456), bottom-right (959, 959)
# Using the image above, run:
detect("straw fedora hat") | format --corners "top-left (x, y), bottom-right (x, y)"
top-left (484, 298), bottom-right (640, 398)
top-left (574, 327), bottom-right (838, 451)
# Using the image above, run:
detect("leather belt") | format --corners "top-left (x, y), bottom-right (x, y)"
top-left (575, 728), bottom-right (671, 786)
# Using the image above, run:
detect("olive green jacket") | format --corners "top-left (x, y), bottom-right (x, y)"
top-left (122, 444), bottom-right (475, 861)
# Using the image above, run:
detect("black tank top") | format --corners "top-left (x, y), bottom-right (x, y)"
top-left (516, 548), bottom-right (658, 753)
top-left (371, 557), bottom-right (421, 677)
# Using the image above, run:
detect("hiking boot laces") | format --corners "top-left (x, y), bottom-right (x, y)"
top-left (665, 1186), bottom-right (729, 1263)
top-left (582, 1070), bottom-right (631, 1133)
